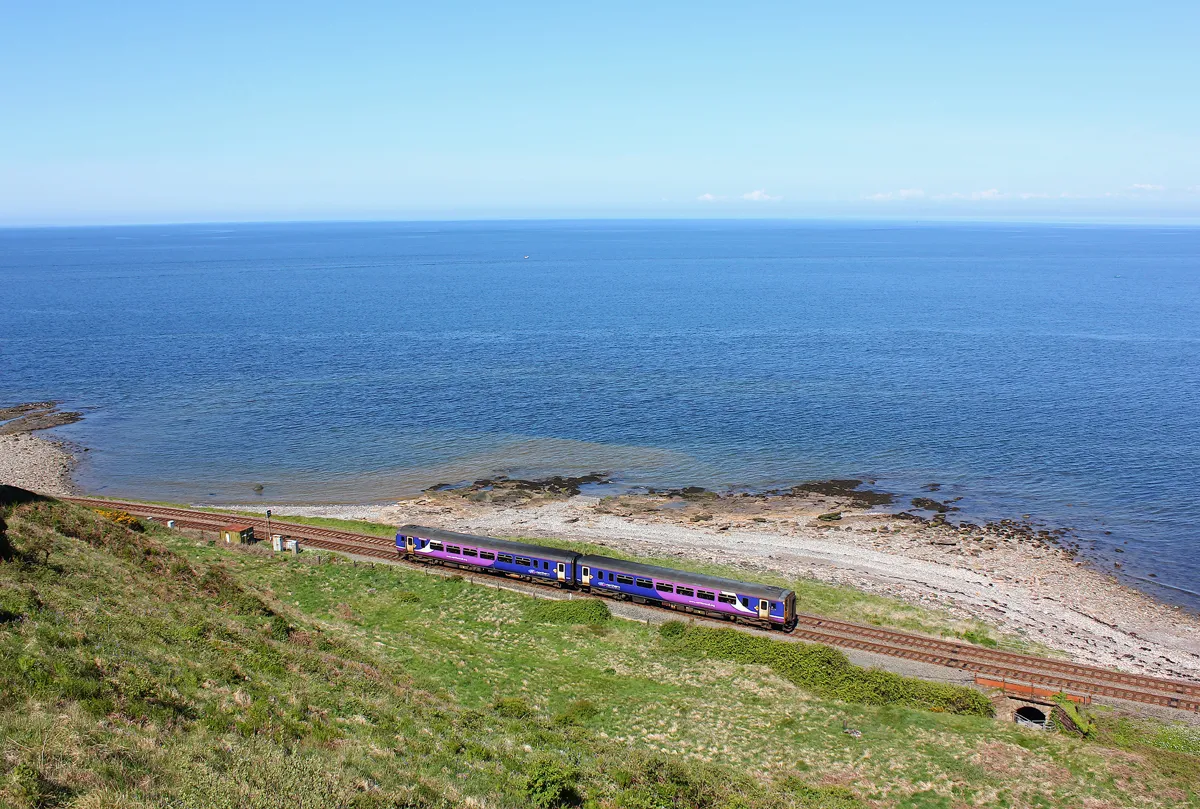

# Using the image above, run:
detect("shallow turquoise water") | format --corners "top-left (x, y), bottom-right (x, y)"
top-left (1, 221), bottom-right (1197, 607)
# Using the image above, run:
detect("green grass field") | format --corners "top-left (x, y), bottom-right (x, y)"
top-left (2, 491), bottom-right (1197, 808)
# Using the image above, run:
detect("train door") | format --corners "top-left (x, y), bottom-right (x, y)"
top-left (556, 562), bottom-right (567, 582)
top-left (758, 599), bottom-right (770, 620)
top-left (581, 566), bottom-right (591, 586)
top-left (405, 535), bottom-right (415, 554)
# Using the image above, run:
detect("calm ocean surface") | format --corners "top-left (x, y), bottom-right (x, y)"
top-left (2, 221), bottom-right (1198, 608)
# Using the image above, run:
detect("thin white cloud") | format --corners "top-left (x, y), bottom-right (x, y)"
top-left (864, 188), bottom-right (924, 201)
top-left (933, 189), bottom-right (1005, 201)
top-left (742, 189), bottom-right (782, 201)
top-left (697, 193), bottom-right (724, 202)
top-left (1130, 183), bottom-right (1165, 191)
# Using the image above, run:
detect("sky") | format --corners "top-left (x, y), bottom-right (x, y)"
top-left (2, 1), bottom-right (1199, 225)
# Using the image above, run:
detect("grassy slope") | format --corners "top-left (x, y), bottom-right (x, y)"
top-left (3, 494), bottom-right (1197, 808)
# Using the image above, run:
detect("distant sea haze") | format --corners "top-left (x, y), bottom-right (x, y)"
top-left (1, 220), bottom-right (1198, 609)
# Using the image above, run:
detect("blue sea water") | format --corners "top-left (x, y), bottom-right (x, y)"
top-left (1, 221), bottom-right (1198, 608)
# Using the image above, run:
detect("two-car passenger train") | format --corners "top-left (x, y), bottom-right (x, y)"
top-left (396, 525), bottom-right (798, 631)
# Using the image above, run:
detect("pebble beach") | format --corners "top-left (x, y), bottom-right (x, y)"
top-left (0, 433), bottom-right (78, 498)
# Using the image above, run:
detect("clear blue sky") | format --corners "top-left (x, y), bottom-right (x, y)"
top-left (3, 1), bottom-right (1198, 224)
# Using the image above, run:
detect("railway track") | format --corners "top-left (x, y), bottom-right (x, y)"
top-left (68, 497), bottom-right (1200, 712)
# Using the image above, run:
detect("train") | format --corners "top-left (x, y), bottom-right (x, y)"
top-left (396, 524), bottom-right (798, 631)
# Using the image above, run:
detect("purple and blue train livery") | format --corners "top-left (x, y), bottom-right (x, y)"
top-left (578, 555), bottom-right (795, 628)
top-left (396, 524), bottom-right (797, 630)
top-left (397, 525), bottom-right (578, 586)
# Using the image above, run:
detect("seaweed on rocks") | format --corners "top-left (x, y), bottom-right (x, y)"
top-left (658, 485), bottom-right (717, 500)
top-left (0, 401), bottom-right (83, 435)
top-left (425, 473), bottom-right (610, 502)
top-left (910, 497), bottom-right (960, 513)
top-left (791, 479), bottom-right (894, 507)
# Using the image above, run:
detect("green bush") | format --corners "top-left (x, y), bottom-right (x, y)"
top-left (613, 752), bottom-right (781, 809)
top-left (960, 628), bottom-right (999, 648)
top-left (781, 778), bottom-right (862, 809)
top-left (661, 625), bottom-right (993, 716)
top-left (493, 696), bottom-right (534, 718)
top-left (554, 699), bottom-right (601, 726)
top-left (6, 763), bottom-right (48, 809)
top-left (524, 757), bottom-right (578, 808)
top-left (269, 614), bottom-right (294, 641)
top-left (199, 566), bottom-right (273, 616)
top-left (1052, 694), bottom-right (1096, 738)
top-left (658, 620), bottom-right (687, 639)
top-left (525, 598), bottom-right (611, 625)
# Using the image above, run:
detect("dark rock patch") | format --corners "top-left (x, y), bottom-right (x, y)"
top-left (426, 473), bottom-right (610, 500)
top-left (911, 497), bottom-right (960, 513)
top-left (790, 479), bottom-right (894, 506)
top-left (657, 485), bottom-right (717, 500)
top-left (0, 401), bottom-right (83, 435)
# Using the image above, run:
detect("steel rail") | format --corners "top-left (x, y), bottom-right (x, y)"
top-left (67, 497), bottom-right (1200, 711)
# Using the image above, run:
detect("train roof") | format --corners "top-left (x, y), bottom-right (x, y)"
top-left (578, 554), bottom-right (793, 600)
top-left (396, 525), bottom-right (580, 563)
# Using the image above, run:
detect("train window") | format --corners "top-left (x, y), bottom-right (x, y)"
top-left (544, 561), bottom-right (550, 570)
top-left (498, 553), bottom-right (513, 563)
top-left (429, 541), bottom-right (444, 551)
top-left (635, 577), bottom-right (652, 588)
top-left (479, 551), bottom-right (495, 560)
top-left (615, 575), bottom-right (634, 585)
top-left (676, 586), bottom-right (694, 597)
top-left (446, 545), bottom-right (461, 555)
top-left (718, 594), bottom-right (736, 604)
top-left (515, 557), bottom-right (531, 567)
top-left (740, 597), bottom-right (749, 608)
top-left (655, 582), bottom-right (673, 593)
top-left (697, 590), bottom-right (716, 601)
top-left (462, 548), bottom-right (478, 557)
top-left (607, 573), bottom-right (614, 582)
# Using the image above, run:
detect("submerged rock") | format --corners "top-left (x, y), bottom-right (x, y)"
top-left (791, 479), bottom-right (894, 506)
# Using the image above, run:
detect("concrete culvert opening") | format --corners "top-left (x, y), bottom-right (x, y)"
top-left (1014, 706), bottom-right (1047, 728)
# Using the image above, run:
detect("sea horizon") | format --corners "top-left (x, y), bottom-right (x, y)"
top-left (6, 214), bottom-right (1200, 229)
